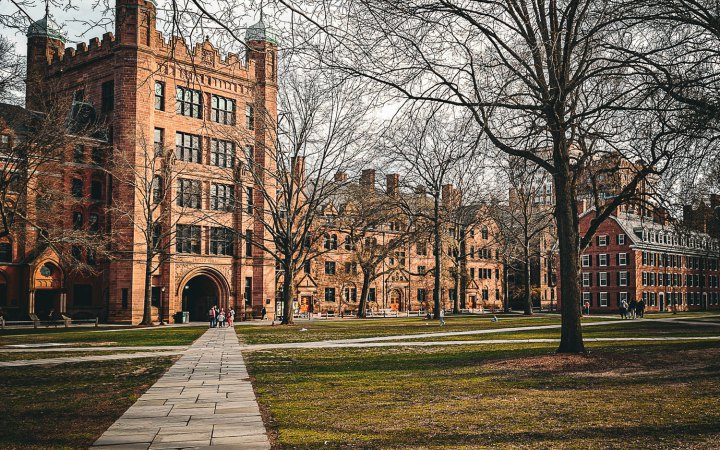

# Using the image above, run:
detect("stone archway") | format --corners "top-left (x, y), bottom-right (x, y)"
top-left (31, 261), bottom-right (64, 317)
top-left (177, 268), bottom-right (230, 322)
top-left (389, 289), bottom-right (402, 311)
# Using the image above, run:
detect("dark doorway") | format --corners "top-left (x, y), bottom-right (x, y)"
top-left (182, 275), bottom-right (220, 321)
top-left (35, 290), bottom-right (61, 319)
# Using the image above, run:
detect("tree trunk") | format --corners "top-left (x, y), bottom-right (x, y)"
top-left (523, 242), bottom-right (533, 315)
top-left (141, 256), bottom-right (153, 325)
top-left (281, 267), bottom-right (295, 325)
top-left (357, 269), bottom-right (372, 318)
top-left (554, 171), bottom-right (585, 353)
top-left (503, 261), bottom-right (511, 313)
top-left (453, 266), bottom-right (460, 313)
top-left (433, 196), bottom-right (442, 320)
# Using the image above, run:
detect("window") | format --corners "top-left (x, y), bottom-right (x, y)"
top-left (583, 292), bottom-right (591, 305)
top-left (154, 81), bottom-right (165, 111)
top-left (618, 253), bottom-right (627, 266)
top-left (369, 288), bottom-right (377, 302)
top-left (598, 254), bottom-right (608, 267)
top-left (344, 262), bottom-right (357, 274)
top-left (246, 104), bottom-right (255, 130)
top-left (582, 272), bottom-right (591, 287)
top-left (469, 267), bottom-right (475, 279)
top-left (246, 187), bottom-right (254, 214)
top-left (244, 145), bottom-right (254, 166)
top-left (620, 292), bottom-right (628, 304)
top-left (91, 147), bottom-right (103, 164)
top-left (619, 271), bottom-right (628, 286)
top-left (88, 213), bottom-right (100, 232)
top-left (101, 80), bottom-right (114, 113)
top-left (91, 180), bottom-right (103, 200)
top-left (245, 229), bottom-right (253, 256)
top-left (481, 226), bottom-right (489, 240)
top-left (324, 234), bottom-right (338, 250)
top-left (152, 176), bottom-right (163, 203)
top-left (324, 287), bottom-right (336, 302)
top-left (618, 234), bottom-right (625, 245)
top-left (244, 277), bottom-right (252, 305)
top-left (582, 255), bottom-right (590, 267)
top-left (0, 242), bottom-right (12, 262)
top-left (152, 222), bottom-right (161, 250)
top-left (73, 89), bottom-right (84, 102)
top-left (177, 179), bottom-right (201, 209)
top-left (325, 261), bottom-right (336, 275)
top-left (175, 132), bottom-right (201, 163)
top-left (71, 245), bottom-right (82, 260)
top-left (211, 94), bottom-right (235, 124)
top-left (599, 272), bottom-right (608, 287)
top-left (209, 139), bottom-right (235, 168)
top-left (416, 243), bottom-right (427, 256)
top-left (176, 86), bottom-right (202, 118)
top-left (600, 292), bottom-right (608, 307)
top-left (344, 235), bottom-right (353, 251)
top-left (73, 145), bottom-right (84, 163)
top-left (344, 287), bottom-right (357, 302)
top-left (210, 183), bottom-right (234, 211)
top-left (303, 261), bottom-right (311, 274)
top-left (598, 235), bottom-right (607, 246)
top-left (154, 128), bottom-right (164, 155)
top-left (176, 224), bottom-right (201, 254)
top-left (210, 227), bottom-right (234, 256)
top-left (72, 211), bottom-right (83, 230)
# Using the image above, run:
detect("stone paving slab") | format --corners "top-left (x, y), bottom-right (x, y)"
top-left (92, 327), bottom-right (270, 450)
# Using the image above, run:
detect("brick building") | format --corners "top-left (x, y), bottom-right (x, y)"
top-left (558, 210), bottom-right (720, 313)
top-left (293, 171), bottom-right (504, 314)
top-left (0, 0), bottom-right (278, 323)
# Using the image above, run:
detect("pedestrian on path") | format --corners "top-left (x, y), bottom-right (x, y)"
top-left (218, 309), bottom-right (226, 328)
top-left (629, 299), bottom-right (638, 319)
top-left (620, 300), bottom-right (628, 319)
top-left (209, 306), bottom-right (217, 328)
top-left (439, 308), bottom-right (446, 326)
top-left (261, 306), bottom-right (267, 320)
top-left (228, 308), bottom-right (235, 327)
top-left (637, 299), bottom-right (645, 318)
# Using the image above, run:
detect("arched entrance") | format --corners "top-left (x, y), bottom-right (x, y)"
top-left (389, 289), bottom-right (402, 311)
top-left (182, 275), bottom-right (220, 322)
top-left (32, 261), bottom-right (64, 318)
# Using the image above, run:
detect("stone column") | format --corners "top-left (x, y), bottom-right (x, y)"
top-left (60, 291), bottom-right (67, 313)
top-left (28, 290), bottom-right (35, 314)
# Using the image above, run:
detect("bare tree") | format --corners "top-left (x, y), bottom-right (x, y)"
top-left (382, 106), bottom-right (479, 321)
top-left (107, 130), bottom-right (194, 325)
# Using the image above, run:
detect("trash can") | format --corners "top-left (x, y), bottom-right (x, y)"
top-left (175, 311), bottom-right (190, 324)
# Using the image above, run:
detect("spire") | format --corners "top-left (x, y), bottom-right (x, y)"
top-left (27, 4), bottom-right (67, 43)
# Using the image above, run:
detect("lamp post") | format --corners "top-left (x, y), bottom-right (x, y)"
top-left (160, 286), bottom-right (166, 325)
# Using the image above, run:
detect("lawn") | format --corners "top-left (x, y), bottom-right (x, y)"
top-left (0, 325), bottom-right (207, 347)
top-left (0, 349), bottom-right (179, 362)
top-left (245, 340), bottom-right (720, 449)
top-left (0, 357), bottom-right (177, 449)
top-left (235, 314), bottom-right (617, 345)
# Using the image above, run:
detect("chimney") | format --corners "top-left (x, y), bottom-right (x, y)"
top-left (334, 171), bottom-right (348, 183)
top-left (291, 156), bottom-right (305, 183)
top-left (386, 174), bottom-right (399, 197)
top-left (360, 169), bottom-right (375, 189)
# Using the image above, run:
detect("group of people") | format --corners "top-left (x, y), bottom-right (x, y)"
top-left (619, 298), bottom-right (645, 319)
top-left (208, 305), bottom-right (234, 328)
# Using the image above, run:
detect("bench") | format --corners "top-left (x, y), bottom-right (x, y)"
top-left (0, 314), bottom-right (99, 329)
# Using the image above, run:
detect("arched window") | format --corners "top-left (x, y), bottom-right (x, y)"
top-left (72, 211), bottom-right (83, 230)
top-left (88, 213), bottom-right (100, 232)
top-left (481, 226), bottom-right (489, 240)
top-left (331, 234), bottom-right (338, 250)
top-left (470, 246), bottom-right (475, 259)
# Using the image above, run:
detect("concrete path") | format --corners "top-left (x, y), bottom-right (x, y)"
top-left (242, 335), bottom-right (720, 351)
top-left (92, 327), bottom-right (270, 450)
top-left (0, 350), bottom-right (185, 367)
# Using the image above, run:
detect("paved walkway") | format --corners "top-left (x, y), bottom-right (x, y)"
top-left (92, 327), bottom-right (270, 449)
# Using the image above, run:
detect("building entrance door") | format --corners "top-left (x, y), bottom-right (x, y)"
top-left (300, 296), bottom-right (312, 313)
top-left (389, 290), bottom-right (401, 311)
top-left (35, 290), bottom-right (61, 319)
top-left (659, 293), bottom-right (664, 312)
top-left (182, 275), bottom-right (221, 322)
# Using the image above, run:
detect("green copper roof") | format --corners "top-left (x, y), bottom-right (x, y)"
top-left (27, 16), bottom-right (67, 43)
top-left (246, 20), bottom-right (279, 45)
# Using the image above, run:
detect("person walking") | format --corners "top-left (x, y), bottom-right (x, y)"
top-left (261, 306), bottom-right (267, 320)
top-left (228, 308), bottom-right (235, 327)
top-left (628, 298), bottom-right (638, 319)
top-left (619, 300), bottom-right (628, 319)
top-left (637, 298), bottom-right (646, 318)
top-left (218, 308), bottom-right (226, 327)
top-left (583, 300), bottom-right (590, 316)
top-left (439, 308), bottom-right (446, 326)
top-left (209, 306), bottom-right (217, 328)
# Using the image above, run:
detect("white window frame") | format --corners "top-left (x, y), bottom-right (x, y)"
top-left (619, 271), bottom-right (628, 286)
top-left (599, 254), bottom-right (608, 267)
top-left (618, 234), bottom-right (625, 245)
top-left (583, 292), bottom-right (591, 304)
top-left (598, 235), bottom-right (608, 246)
top-left (600, 292), bottom-right (608, 307)
top-left (599, 272), bottom-right (608, 287)
top-left (618, 253), bottom-right (627, 266)
top-left (582, 273), bottom-right (591, 287)
top-left (582, 255), bottom-right (590, 267)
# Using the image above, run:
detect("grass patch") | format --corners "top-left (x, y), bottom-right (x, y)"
top-left (246, 341), bottom-right (720, 449)
top-left (236, 315), bottom-right (616, 345)
top-left (0, 326), bottom-right (207, 347)
top-left (0, 350), bottom-right (179, 362)
top-left (0, 357), bottom-right (176, 448)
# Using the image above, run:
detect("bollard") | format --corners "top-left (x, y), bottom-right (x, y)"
top-left (33, 320), bottom-right (38, 329)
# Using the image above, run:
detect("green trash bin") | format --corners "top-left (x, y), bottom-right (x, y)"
top-left (175, 311), bottom-right (189, 324)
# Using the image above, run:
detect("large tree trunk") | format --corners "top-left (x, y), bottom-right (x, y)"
top-left (554, 171), bottom-right (585, 353)
top-left (141, 256), bottom-right (153, 325)
top-left (453, 266), bottom-right (460, 313)
top-left (357, 269), bottom-right (372, 318)
top-left (433, 196), bottom-right (442, 320)
top-left (523, 241), bottom-right (533, 315)
top-left (281, 267), bottom-right (295, 325)
top-left (503, 261), bottom-right (511, 313)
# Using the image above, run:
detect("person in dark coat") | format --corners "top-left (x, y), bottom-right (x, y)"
top-left (628, 299), bottom-right (638, 319)
top-left (637, 298), bottom-right (645, 318)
